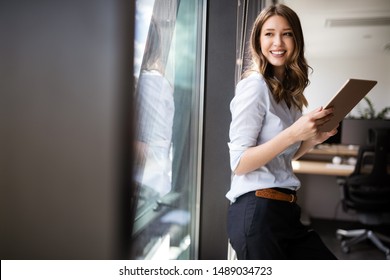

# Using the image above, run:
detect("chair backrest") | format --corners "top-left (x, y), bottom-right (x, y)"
top-left (368, 128), bottom-right (390, 179)
top-left (349, 128), bottom-right (390, 184)
top-left (343, 128), bottom-right (390, 218)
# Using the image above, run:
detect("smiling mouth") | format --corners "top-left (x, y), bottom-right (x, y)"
top-left (270, 50), bottom-right (286, 55)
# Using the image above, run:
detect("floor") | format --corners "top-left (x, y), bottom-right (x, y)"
top-left (310, 218), bottom-right (390, 260)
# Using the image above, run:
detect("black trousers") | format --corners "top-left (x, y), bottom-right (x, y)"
top-left (227, 189), bottom-right (337, 260)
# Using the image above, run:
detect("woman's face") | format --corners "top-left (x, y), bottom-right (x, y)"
top-left (260, 15), bottom-right (295, 78)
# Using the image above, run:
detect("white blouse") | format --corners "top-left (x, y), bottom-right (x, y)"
top-left (136, 70), bottom-right (174, 197)
top-left (226, 72), bottom-right (302, 203)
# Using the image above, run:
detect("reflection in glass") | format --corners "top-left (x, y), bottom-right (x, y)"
top-left (132, 0), bottom-right (205, 260)
top-left (135, 17), bottom-right (174, 198)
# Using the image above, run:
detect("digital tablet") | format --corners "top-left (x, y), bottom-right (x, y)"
top-left (319, 78), bottom-right (377, 132)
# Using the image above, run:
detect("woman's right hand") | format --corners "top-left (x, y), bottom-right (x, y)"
top-left (289, 107), bottom-right (334, 142)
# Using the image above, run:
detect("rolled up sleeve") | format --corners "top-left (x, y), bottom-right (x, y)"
top-left (228, 75), bottom-right (268, 172)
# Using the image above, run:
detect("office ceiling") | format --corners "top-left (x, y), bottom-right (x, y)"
top-left (283, 0), bottom-right (390, 57)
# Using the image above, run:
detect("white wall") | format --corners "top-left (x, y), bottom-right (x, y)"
top-left (304, 54), bottom-right (390, 117)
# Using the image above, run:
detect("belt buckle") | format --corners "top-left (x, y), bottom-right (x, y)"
top-left (289, 194), bottom-right (295, 203)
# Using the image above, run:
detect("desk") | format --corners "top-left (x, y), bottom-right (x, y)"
top-left (292, 160), bottom-right (354, 176)
top-left (293, 144), bottom-right (358, 176)
top-left (303, 144), bottom-right (358, 157)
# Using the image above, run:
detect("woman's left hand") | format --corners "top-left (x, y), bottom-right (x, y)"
top-left (313, 125), bottom-right (339, 144)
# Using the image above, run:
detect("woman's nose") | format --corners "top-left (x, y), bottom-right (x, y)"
top-left (273, 34), bottom-right (282, 46)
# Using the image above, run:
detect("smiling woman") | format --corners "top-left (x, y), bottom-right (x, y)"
top-left (226, 3), bottom-right (338, 260)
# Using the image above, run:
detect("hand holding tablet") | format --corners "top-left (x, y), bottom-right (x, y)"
top-left (319, 79), bottom-right (377, 132)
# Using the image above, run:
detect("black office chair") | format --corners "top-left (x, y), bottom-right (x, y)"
top-left (336, 128), bottom-right (390, 259)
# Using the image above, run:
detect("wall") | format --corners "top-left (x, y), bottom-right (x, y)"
top-left (199, 0), bottom-right (237, 259)
top-left (304, 54), bottom-right (390, 117)
top-left (0, 0), bottom-right (134, 259)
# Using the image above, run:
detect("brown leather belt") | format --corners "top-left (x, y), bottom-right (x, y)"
top-left (255, 188), bottom-right (297, 203)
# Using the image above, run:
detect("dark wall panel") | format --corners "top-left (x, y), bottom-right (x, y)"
top-left (200, 0), bottom-right (237, 259)
top-left (0, 0), bottom-right (134, 259)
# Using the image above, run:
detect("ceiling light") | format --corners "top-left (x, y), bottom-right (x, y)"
top-left (325, 17), bottom-right (390, 27)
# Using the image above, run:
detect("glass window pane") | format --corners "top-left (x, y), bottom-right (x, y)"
top-left (132, 0), bottom-right (205, 260)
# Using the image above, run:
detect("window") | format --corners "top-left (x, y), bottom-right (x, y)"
top-left (131, 0), bottom-right (206, 259)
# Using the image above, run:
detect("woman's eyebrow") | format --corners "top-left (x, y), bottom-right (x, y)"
top-left (263, 27), bottom-right (292, 31)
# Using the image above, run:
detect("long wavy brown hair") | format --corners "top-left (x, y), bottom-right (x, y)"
top-left (245, 4), bottom-right (310, 111)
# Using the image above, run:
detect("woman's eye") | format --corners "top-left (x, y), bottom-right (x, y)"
top-left (264, 33), bottom-right (272, 37)
top-left (284, 32), bottom-right (293, 37)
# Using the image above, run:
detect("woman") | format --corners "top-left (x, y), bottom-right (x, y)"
top-left (226, 4), bottom-right (338, 260)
